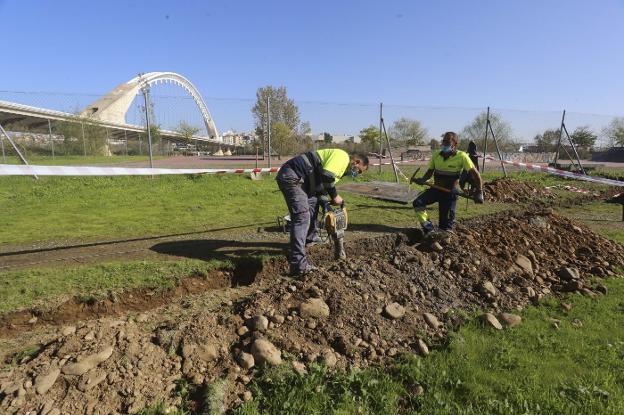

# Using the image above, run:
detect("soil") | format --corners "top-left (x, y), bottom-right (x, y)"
top-left (484, 177), bottom-right (556, 203)
top-left (2, 207), bottom-right (623, 414)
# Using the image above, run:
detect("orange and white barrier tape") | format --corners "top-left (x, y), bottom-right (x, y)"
top-left (485, 157), bottom-right (624, 187)
top-left (0, 164), bottom-right (279, 176)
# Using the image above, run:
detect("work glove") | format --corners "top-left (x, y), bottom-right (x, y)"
top-left (473, 189), bottom-right (485, 204)
top-left (412, 177), bottom-right (428, 185)
top-left (450, 187), bottom-right (462, 197)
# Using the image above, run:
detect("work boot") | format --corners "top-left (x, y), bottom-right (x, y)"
top-left (305, 236), bottom-right (324, 247)
top-left (289, 263), bottom-right (319, 278)
top-left (421, 221), bottom-right (435, 235)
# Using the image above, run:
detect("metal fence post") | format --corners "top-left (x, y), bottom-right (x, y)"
top-left (48, 119), bottom-right (55, 160)
top-left (141, 80), bottom-right (154, 169)
top-left (81, 122), bottom-right (87, 156)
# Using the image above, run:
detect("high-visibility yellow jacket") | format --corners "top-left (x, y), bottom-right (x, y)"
top-left (428, 150), bottom-right (475, 188)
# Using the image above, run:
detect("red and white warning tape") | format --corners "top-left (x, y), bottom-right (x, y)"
top-left (486, 157), bottom-right (624, 187)
top-left (0, 164), bottom-right (279, 176)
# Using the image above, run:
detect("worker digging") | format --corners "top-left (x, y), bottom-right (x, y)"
top-left (276, 148), bottom-right (369, 277)
top-left (411, 131), bottom-right (484, 234)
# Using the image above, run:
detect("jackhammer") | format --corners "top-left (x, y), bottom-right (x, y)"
top-left (320, 196), bottom-right (348, 260)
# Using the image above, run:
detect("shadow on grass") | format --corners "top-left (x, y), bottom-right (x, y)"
top-left (150, 239), bottom-right (287, 285)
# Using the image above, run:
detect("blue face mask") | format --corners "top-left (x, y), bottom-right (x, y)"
top-left (440, 145), bottom-right (452, 153)
top-left (350, 167), bottom-right (359, 178)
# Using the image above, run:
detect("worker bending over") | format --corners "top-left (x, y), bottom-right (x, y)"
top-left (276, 149), bottom-right (369, 276)
top-left (412, 132), bottom-right (484, 234)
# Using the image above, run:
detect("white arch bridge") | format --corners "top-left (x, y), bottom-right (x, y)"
top-left (0, 72), bottom-right (234, 148)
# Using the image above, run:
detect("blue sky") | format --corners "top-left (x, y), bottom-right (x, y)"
top-left (1, 0), bottom-right (623, 141)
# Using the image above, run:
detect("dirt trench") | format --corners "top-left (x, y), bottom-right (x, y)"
top-left (2, 207), bottom-right (624, 414)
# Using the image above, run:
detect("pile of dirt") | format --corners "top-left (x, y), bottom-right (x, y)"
top-left (2, 209), bottom-right (624, 413)
top-left (484, 177), bottom-right (556, 203)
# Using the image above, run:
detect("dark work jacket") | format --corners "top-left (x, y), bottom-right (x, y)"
top-left (282, 151), bottom-right (340, 198)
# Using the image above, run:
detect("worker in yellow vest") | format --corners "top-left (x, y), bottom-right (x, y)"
top-left (412, 132), bottom-right (484, 234)
top-left (276, 149), bottom-right (369, 276)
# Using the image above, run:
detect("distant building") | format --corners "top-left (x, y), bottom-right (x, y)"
top-left (221, 130), bottom-right (256, 146)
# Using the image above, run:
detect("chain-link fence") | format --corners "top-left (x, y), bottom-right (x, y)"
top-left (1, 85), bottom-right (622, 169)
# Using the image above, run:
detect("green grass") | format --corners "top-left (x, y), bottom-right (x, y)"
top-left (0, 258), bottom-right (228, 313)
top-left (235, 278), bottom-right (624, 415)
top-left (1, 154), bottom-right (162, 166)
top-left (0, 172), bottom-right (512, 247)
top-left (557, 201), bottom-right (624, 243)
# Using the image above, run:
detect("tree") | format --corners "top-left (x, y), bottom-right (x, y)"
top-left (460, 112), bottom-right (516, 152)
top-left (359, 125), bottom-right (380, 151)
top-left (429, 138), bottom-right (440, 150)
top-left (299, 121), bottom-right (312, 137)
top-left (533, 129), bottom-right (560, 152)
top-left (390, 117), bottom-right (428, 146)
top-left (271, 122), bottom-right (295, 155)
top-left (323, 132), bottom-right (333, 144)
top-left (251, 85), bottom-right (300, 154)
top-left (175, 121), bottom-right (200, 143)
top-left (570, 126), bottom-right (597, 148)
top-left (603, 117), bottom-right (624, 147)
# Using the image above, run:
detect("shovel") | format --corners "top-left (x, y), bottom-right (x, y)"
top-left (409, 167), bottom-right (472, 199)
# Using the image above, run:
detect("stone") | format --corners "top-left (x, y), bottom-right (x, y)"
top-left (523, 286), bottom-right (536, 297)
top-left (84, 331), bottom-right (95, 341)
top-left (480, 281), bottom-right (497, 297)
top-left (197, 344), bottom-right (219, 362)
top-left (246, 315), bottom-right (269, 332)
top-left (415, 338), bottom-right (429, 356)
top-left (499, 313), bottom-right (522, 327)
top-left (251, 339), bottom-right (282, 365)
top-left (423, 313), bottom-right (440, 329)
top-left (561, 302), bottom-right (573, 311)
top-left (515, 255), bottom-right (533, 274)
top-left (60, 326), bottom-right (76, 336)
top-left (269, 315), bottom-right (285, 324)
top-left (299, 298), bottom-right (330, 319)
top-left (136, 313), bottom-right (149, 323)
top-left (482, 313), bottom-right (503, 330)
top-left (62, 345), bottom-right (114, 376)
top-left (558, 267), bottom-right (580, 281)
top-left (35, 368), bottom-right (60, 395)
top-left (431, 242), bottom-right (443, 252)
top-left (243, 390), bottom-right (253, 401)
top-left (292, 361), bottom-right (307, 375)
top-left (596, 283), bottom-right (608, 295)
top-left (384, 303), bottom-right (406, 319)
top-left (77, 371), bottom-right (107, 392)
top-left (562, 280), bottom-right (583, 292)
top-left (237, 352), bottom-right (255, 369)
top-left (322, 349), bottom-right (338, 367)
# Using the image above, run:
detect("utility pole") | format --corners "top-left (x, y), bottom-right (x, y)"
top-left (267, 95), bottom-right (271, 169)
top-left (378, 102), bottom-right (383, 173)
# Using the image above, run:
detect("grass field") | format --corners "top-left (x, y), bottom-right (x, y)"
top-left (1, 154), bottom-right (163, 166)
top-left (0, 170), bottom-right (521, 247)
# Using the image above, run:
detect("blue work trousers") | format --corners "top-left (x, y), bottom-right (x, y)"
top-left (276, 167), bottom-right (320, 273)
top-left (413, 188), bottom-right (458, 231)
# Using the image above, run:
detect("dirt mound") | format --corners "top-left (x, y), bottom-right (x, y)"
top-left (2, 210), bottom-right (624, 413)
top-left (484, 177), bottom-right (556, 203)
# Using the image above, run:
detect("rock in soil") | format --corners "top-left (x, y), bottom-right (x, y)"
top-left (251, 339), bottom-right (282, 366)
